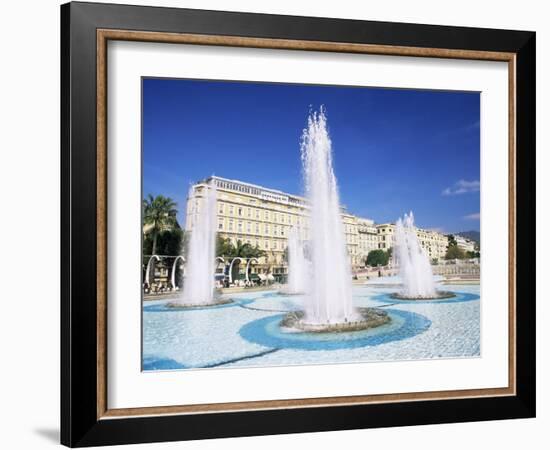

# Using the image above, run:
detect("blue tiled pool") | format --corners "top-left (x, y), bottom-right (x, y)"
top-left (142, 283), bottom-right (480, 371)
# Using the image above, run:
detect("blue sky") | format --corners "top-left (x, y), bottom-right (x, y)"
top-left (143, 78), bottom-right (480, 233)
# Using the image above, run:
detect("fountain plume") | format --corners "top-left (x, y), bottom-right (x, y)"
top-left (178, 182), bottom-right (217, 305)
top-left (285, 227), bottom-right (308, 295)
top-left (394, 212), bottom-right (437, 298)
top-left (300, 107), bottom-right (356, 324)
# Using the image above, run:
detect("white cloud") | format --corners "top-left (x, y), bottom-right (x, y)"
top-left (463, 212), bottom-right (480, 220)
top-left (442, 179), bottom-right (480, 196)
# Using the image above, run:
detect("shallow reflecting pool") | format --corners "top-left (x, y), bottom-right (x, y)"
top-left (142, 283), bottom-right (480, 371)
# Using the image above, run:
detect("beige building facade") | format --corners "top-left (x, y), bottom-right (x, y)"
top-left (455, 235), bottom-right (476, 253)
top-left (376, 223), bottom-right (448, 261)
top-left (185, 176), bottom-right (450, 273)
top-left (185, 176), bottom-right (377, 273)
top-left (357, 217), bottom-right (380, 258)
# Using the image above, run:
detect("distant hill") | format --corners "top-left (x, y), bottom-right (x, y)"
top-left (454, 230), bottom-right (480, 245)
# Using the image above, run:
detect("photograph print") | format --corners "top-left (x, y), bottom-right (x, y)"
top-left (141, 78), bottom-right (481, 372)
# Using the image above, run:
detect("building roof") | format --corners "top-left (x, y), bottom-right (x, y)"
top-left (204, 175), bottom-right (305, 201)
top-left (195, 175), bottom-right (375, 223)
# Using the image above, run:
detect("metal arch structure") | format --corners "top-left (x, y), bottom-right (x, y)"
top-left (228, 257), bottom-right (245, 284)
top-left (170, 255), bottom-right (185, 289)
top-left (145, 255), bottom-right (160, 285)
top-left (214, 257), bottom-right (226, 282)
top-left (245, 258), bottom-right (259, 282)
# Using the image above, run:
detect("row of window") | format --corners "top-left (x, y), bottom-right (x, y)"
top-left (218, 220), bottom-right (307, 237)
top-left (218, 202), bottom-right (303, 225)
top-left (217, 219), bottom-right (394, 247)
top-left (214, 180), bottom-right (308, 209)
top-left (196, 198), bottom-right (385, 239)
top-left (224, 236), bottom-right (287, 251)
top-left (215, 180), bottom-right (308, 207)
top-left (221, 237), bottom-right (370, 257)
top-left (377, 227), bottom-right (446, 240)
top-left (192, 213), bottom-right (442, 251)
top-left (216, 202), bottom-right (364, 233)
top-left (214, 179), bottom-right (262, 196)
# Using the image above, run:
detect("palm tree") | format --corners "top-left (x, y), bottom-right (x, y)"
top-left (143, 194), bottom-right (178, 256)
top-left (216, 238), bottom-right (266, 259)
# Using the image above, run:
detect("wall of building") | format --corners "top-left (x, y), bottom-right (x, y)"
top-left (186, 176), bottom-right (450, 271)
top-left (375, 223), bottom-right (448, 261)
top-left (455, 235), bottom-right (477, 253)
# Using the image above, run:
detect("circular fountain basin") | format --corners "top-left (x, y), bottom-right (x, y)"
top-left (365, 275), bottom-right (445, 288)
top-left (281, 307), bottom-right (390, 333)
top-left (371, 290), bottom-right (478, 305)
top-left (239, 308), bottom-right (431, 351)
top-left (276, 290), bottom-right (305, 297)
top-left (167, 297), bottom-right (234, 309)
top-left (390, 291), bottom-right (456, 300)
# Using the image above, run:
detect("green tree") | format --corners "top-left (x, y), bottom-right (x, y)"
top-left (216, 236), bottom-right (235, 257)
top-left (235, 240), bottom-right (266, 259)
top-left (216, 237), bottom-right (265, 259)
top-left (143, 194), bottom-right (178, 255)
top-left (445, 244), bottom-right (465, 260)
top-left (282, 246), bottom-right (289, 263)
top-left (446, 234), bottom-right (457, 248)
top-left (366, 249), bottom-right (390, 267)
top-left (143, 228), bottom-right (185, 256)
top-left (283, 242), bottom-right (312, 263)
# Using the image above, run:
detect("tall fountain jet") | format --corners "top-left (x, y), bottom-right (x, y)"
top-left (394, 212), bottom-right (437, 298)
top-left (301, 107), bottom-right (356, 324)
top-left (285, 227), bottom-right (308, 295)
top-left (178, 182), bottom-right (218, 306)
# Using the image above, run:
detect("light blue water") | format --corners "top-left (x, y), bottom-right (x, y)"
top-left (142, 284), bottom-right (480, 371)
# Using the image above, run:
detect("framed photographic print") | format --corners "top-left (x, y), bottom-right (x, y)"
top-left (61, 1), bottom-right (536, 447)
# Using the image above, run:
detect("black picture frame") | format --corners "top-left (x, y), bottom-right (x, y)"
top-left (61, 1), bottom-right (535, 447)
